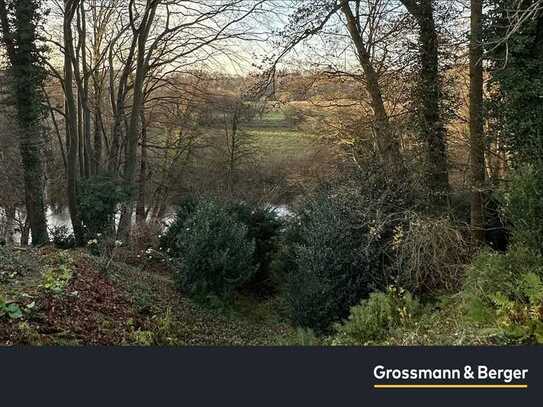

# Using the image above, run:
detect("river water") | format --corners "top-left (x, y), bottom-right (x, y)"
top-left (9, 204), bottom-right (292, 244)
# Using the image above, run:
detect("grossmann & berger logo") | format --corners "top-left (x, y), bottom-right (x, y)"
top-left (372, 365), bottom-right (529, 389)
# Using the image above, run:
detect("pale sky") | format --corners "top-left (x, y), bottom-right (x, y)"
top-left (39, 0), bottom-right (470, 76)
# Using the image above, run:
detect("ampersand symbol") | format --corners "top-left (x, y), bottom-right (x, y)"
top-left (464, 366), bottom-right (475, 380)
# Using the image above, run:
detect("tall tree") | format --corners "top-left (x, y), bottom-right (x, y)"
top-left (486, 0), bottom-right (543, 165)
top-left (470, 0), bottom-right (486, 241)
top-left (63, 0), bottom-right (86, 244)
top-left (401, 0), bottom-right (449, 203)
top-left (116, 0), bottom-right (159, 239)
top-left (339, 0), bottom-right (402, 168)
top-left (0, 0), bottom-right (49, 245)
top-left (275, 0), bottom-right (451, 174)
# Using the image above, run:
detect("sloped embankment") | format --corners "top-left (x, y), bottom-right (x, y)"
top-left (1, 246), bottom-right (294, 345)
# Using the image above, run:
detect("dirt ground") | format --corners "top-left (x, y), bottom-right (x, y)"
top-left (0, 246), bottom-right (295, 346)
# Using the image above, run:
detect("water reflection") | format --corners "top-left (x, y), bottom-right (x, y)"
top-left (6, 204), bottom-right (292, 244)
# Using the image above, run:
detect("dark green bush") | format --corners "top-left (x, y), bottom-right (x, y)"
top-left (49, 225), bottom-right (76, 249)
top-left (174, 201), bottom-right (256, 302)
top-left (162, 198), bottom-right (283, 292)
top-left (78, 174), bottom-right (130, 238)
top-left (227, 203), bottom-right (283, 290)
top-left (159, 196), bottom-right (198, 256)
top-left (502, 164), bottom-right (543, 253)
top-left (269, 217), bottom-right (303, 288)
top-left (281, 167), bottom-right (417, 333)
top-left (282, 196), bottom-right (378, 333)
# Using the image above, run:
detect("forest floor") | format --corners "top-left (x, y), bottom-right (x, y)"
top-left (0, 246), bottom-right (296, 346)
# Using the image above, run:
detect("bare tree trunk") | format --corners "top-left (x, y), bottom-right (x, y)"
top-left (93, 99), bottom-right (103, 173)
top-left (79, 0), bottom-right (93, 177)
top-left (340, 1), bottom-right (402, 168)
top-left (64, 0), bottom-right (85, 244)
top-left (89, 0), bottom-right (115, 174)
top-left (44, 89), bottom-right (67, 171)
top-left (117, 4), bottom-right (157, 239)
top-left (4, 205), bottom-right (15, 245)
top-left (536, 13), bottom-right (543, 57)
top-left (78, 103), bottom-right (84, 177)
top-left (107, 26), bottom-right (137, 173)
top-left (136, 112), bottom-right (147, 224)
top-left (20, 215), bottom-right (30, 246)
top-left (19, 126), bottom-right (49, 245)
top-left (470, 0), bottom-right (486, 242)
top-left (92, 46), bottom-right (105, 175)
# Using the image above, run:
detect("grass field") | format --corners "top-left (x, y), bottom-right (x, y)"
top-left (247, 111), bottom-right (319, 164)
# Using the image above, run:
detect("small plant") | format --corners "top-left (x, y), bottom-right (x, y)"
top-left (151, 308), bottom-right (179, 345)
top-left (40, 252), bottom-right (74, 294)
top-left (41, 265), bottom-right (72, 294)
top-left (333, 287), bottom-right (421, 345)
top-left (15, 321), bottom-right (42, 345)
top-left (0, 246), bottom-right (41, 282)
top-left (462, 245), bottom-right (543, 344)
top-left (87, 234), bottom-right (124, 273)
top-left (0, 295), bottom-right (23, 320)
top-left (491, 288), bottom-right (543, 344)
top-left (380, 295), bottom-right (489, 346)
top-left (129, 327), bottom-right (154, 346)
top-left (134, 291), bottom-right (154, 315)
top-left (127, 309), bottom-right (180, 346)
top-left (289, 328), bottom-right (321, 346)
